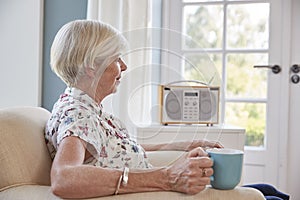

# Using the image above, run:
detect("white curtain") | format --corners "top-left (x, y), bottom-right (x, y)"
top-left (87, 0), bottom-right (154, 136)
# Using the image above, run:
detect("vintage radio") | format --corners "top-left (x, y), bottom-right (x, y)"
top-left (159, 82), bottom-right (220, 125)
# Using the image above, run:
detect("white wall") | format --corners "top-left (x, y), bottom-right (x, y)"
top-left (0, 0), bottom-right (43, 108)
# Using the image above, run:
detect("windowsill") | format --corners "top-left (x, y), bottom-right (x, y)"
top-left (244, 146), bottom-right (266, 151)
top-left (135, 123), bottom-right (245, 133)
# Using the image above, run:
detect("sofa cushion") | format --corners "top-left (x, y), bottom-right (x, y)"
top-left (146, 150), bottom-right (185, 167)
top-left (0, 106), bottom-right (52, 191)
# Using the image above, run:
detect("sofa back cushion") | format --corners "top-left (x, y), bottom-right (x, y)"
top-left (0, 106), bottom-right (52, 191)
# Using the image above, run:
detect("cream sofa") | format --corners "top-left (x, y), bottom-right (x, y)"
top-left (0, 106), bottom-right (265, 200)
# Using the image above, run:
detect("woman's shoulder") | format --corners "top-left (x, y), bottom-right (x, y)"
top-left (52, 89), bottom-right (101, 117)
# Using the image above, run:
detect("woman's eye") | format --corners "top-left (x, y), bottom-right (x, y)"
top-left (118, 58), bottom-right (124, 65)
top-left (115, 58), bottom-right (120, 63)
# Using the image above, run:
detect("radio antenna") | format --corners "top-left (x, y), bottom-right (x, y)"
top-left (165, 80), bottom-right (208, 86)
top-left (208, 72), bottom-right (216, 85)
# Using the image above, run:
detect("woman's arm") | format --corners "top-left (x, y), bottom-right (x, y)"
top-left (50, 136), bottom-right (122, 198)
top-left (141, 139), bottom-right (224, 152)
top-left (50, 137), bottom-right (213, 199)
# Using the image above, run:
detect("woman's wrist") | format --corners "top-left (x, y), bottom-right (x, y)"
top-left (114, 167), bottom-right (129, 195)
top-left (161, 167), bottom-right (173, 191)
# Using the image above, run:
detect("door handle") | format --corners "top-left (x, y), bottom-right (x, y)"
top-left (291, 64), bottom-right (300, 73)
top-left (253, 65), bottom-right (281, 74)
top-left (291, 64), bottom-right (300, 84)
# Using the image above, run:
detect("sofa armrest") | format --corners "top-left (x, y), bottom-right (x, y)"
top-left (0, 185), bottom-right (265, 200)
top-left (0, 151), bottom-right (264, 200)
top-left (146, 150), bottom-right (186, 167)
top-left (103, 186), bottom-right (266, 200)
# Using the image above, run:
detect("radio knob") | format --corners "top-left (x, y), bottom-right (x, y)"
top-left (193, 101), bottom-right (198, 106)
top-left (185, 102), bottom-right (189, 106)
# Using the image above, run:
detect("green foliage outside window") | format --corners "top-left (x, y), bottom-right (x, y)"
top-left (183, 3), bottom-right (269, 147)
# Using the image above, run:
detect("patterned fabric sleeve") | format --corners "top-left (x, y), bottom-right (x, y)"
top-left (55, 105), bottom-right (104, 160)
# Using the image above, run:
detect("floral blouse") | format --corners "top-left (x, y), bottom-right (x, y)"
top-left (45, 87), bottom-right (152, 169)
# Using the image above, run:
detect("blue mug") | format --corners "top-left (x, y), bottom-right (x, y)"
top-left (206, 148), bottom-right (244, 190)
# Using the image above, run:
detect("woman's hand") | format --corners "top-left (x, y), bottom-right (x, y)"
top-left (166, 147), bottom-right (213, 194)
top-left (142, 139), bottom-right (223, 152)
top-left (184, 139), bottom-right (224, 151)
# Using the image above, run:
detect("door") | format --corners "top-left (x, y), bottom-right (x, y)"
top-left (286, 0), bottom-right (300, 198)
top-left (243, 0), bottom-right (290, 188)
top-left (162, 0), bottom-right (289, 189)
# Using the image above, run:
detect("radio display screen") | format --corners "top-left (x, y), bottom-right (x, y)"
top-left (184, 92), bottom-right (198, 97)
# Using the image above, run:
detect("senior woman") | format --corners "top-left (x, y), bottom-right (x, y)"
top-left (45, 20), bottom-right (223, 199)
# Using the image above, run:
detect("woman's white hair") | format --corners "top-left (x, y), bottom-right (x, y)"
top-left (50, 20), bottom-right (128, 86)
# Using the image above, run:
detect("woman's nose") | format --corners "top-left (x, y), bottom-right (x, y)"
top-left (120, 59), bottom-right (127, 71)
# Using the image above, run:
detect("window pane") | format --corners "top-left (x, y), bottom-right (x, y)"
top-left (183, 5), bottom-right (223, 49)
top-left (227, 3), bottom-right (269, 49)
top-left (227, 53), bottom-right (268, 98)
top-left (225, 102), bottom-right (266, 147)
top-left (183, 0), bottom-right (223, 2)
top-left (184, 53), bottom-right (222, 86)
top-left (227, 0), bottom-right (263, 1)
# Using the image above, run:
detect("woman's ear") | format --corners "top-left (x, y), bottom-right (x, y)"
top-left (85, 67), bottom-right (95, 78)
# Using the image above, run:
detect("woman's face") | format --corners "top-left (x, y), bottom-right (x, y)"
top-left (95, 57), bottom-right (127, 99)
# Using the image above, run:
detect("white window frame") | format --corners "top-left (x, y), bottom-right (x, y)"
top-left (161, 0), bottom-right (270, 127)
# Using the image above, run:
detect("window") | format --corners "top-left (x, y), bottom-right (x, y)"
top-left (163, 0), bottom-right (270, 146)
